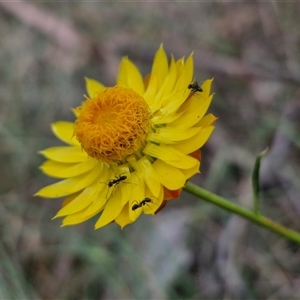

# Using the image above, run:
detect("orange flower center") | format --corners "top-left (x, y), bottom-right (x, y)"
top-left (74, 86), bottom-right (151, 163)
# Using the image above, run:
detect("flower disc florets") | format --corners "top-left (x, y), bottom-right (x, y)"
top-left (74, 86), bottom-right (151, 163)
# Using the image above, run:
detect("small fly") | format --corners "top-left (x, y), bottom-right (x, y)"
top-left (188, 81), bottom-right (203, 94)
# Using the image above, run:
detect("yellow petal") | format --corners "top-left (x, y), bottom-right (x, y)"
top-left (85, 77), bottom-right (106, 98)
top-left (83, 196), bottom-right (107, 220)
top-left (72, 107), bottom-right (80, 118)
top-left (196, 113), bottom-right (218, 127)
top-left (152, 159), bottom-right (186, 190)
top-left (150, 44), bottom-right (168, 89)
top-left (98, 167), bottom-right (116, 200)
top-left (148, 84), bottom-right (166, 113)
top-left (136, 156), bottom-right (161, 198)
top-left (117, 57), bottom-right (145, 95)
top-left (143, 73), bottom-right (158, 105)
top-left (181, 161), bottom-right (200, 180)
top-left (117, 57), bottom-right (128, 86)
top-left (51, 122), bottom-right (79, 146)
top-left (116, 165), bottom-right (133, 205)
top-left (148, 57), bottom-right (178, 114)
top-left (61, 192), bottom-right (80, 207)
top-left (128, 172), bottom-right (145, 222)
top-left (143, 187), bottom-right (164, 215)
top-left (82, 188), bottom-right (108, 219)
top-left (143, 143), bottom-right (199, 169)
top-left (61, 205), bottom-right (101, 226)
top-left (98, 165), bottom-right (133, 202)
top-left (148, 126), bottom-right (201, 144)
top-left (159, 56), bottom-right (177, 98)
top-left (174, 126), bottom-right (215, 154)
top-left (35, 165), bottom-right (102, 198)
top-left (175, 57), bottom-right (184, 77)
top-left (54, 182), bottom-right (101, 217)
top-left (201, 78), bottom-right (213, 98)
top-left (156, 55), bottom-right (193, 114)
top-left (154, 90), bottom-right (186, 116)
top-left (115, 203), bottom-right (133, 228)
top-left (151, 110), bottom-right (183, 126)
top-left (171, 94), bottom-right (214, 129)
top-left (40, 159), bottom-right (98, 178)
top-left (175, 53), bottom-right (194, 92)
top-left (39, 146), bottom-right (88, 163)
top-left (143, 45), bottom-right (169, 104)
top-left (94, 187), bottom-right (125, 229)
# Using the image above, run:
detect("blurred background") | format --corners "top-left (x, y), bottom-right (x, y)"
top-left (1, 1), bottom-right (300, 299)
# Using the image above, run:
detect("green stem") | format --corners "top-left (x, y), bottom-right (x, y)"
top-left (184, 182), bottom-right (300, 244)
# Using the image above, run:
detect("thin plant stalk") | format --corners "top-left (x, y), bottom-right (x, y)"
top-left (184, 182), bottom-right (300, 244)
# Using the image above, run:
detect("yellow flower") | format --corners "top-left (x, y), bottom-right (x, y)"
top-left (36, 45), bottom-right (217, 229)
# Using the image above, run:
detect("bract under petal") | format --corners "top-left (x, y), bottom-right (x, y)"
top-left (164, 187), bottom-right (181, 200)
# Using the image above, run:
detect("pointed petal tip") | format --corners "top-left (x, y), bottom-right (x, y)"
top-left (94, 223), bottom-right (101, 230)
top-left (34, 191), bottom-right (46, 197)
top-left (115, 222), bottom-right (126, 230)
